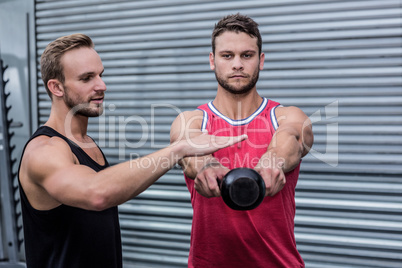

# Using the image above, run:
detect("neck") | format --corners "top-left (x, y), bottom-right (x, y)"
top-left (213, 88), bottom-right (263, 120)
top-left (45, 103), bottom-right (89, 142)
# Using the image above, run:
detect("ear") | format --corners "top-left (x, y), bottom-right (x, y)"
top-left (209, 52), bottom-right (215, 70)
top-left (259, 52), bottom-right (265, 71)
top-left (47, 79), bottom-right (64, 98)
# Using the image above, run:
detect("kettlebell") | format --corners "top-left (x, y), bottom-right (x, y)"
top-left (220, 168), bottom-right (265, 211)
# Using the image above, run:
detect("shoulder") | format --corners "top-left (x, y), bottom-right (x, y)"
top-left (275, 106), bottom-right (309, 123)
top-left (19, 134), bottom-right (82, 210)
top-left (20, 135), bottom-right (76, 185)
top-left (181, 109), bottom-right (205, 118)
top-left (170, 109), bottom-right (205, 141)
top-left (172, 109), bottom-right (205, 127)
top-left (25, 135), bottom-right (74, 159)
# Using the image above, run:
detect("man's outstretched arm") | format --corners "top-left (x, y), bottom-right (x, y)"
top-left (170, 110), bottom-right (240, 197)
top-left (254, 106), bottom-right (314, 196)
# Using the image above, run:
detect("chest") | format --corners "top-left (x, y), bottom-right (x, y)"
top-left (207, 115), bottom-right (274, 169)
top-left (81, 146), bottom-right (105, 166)
top-left (71, 140), bottom-right (106, 167)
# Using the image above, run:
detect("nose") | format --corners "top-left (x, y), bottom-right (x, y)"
top-left (95, 76), bottom-right (107, 92)
top-left (232, 56), bottom-right (244, 71)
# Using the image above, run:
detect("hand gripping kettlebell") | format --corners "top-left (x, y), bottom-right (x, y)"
top-left (220, 168), bottom-right (265, 210)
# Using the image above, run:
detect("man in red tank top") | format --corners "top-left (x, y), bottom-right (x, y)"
top-left (170, 14), bottom-right (314, 268)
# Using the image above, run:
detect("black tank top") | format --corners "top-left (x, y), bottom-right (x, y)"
top-left (18, 126), bottom-right (122, 268)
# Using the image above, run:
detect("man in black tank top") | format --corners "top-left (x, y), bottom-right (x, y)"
top-left (18, 34), bottom-right (247, 268)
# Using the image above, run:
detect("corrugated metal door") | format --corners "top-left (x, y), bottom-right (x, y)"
top-left (34, 1), bottom-right (402, 267)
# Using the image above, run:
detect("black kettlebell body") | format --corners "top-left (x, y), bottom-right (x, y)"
top-left (220, 168), bottom-right (265, 211)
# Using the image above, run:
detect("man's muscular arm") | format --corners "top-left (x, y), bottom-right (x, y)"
top-left (170, 110), bottom-right (236, 197)
top-left (20, 124), bottom-right (247, 211)
top-left (254, 106), bottom-right (313, 196)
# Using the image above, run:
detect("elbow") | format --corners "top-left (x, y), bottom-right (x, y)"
top-left (86, 188), bottom-right (111, 211)
top-left (91, 197), bottom-right (109, 212)
top-left (301, 123), bottom-right (314, 157)
top-left (300, 118), bottom-right (314, 157)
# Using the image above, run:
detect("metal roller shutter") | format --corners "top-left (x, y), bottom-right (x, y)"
top-left (34, 0), bottom-right (402, 267)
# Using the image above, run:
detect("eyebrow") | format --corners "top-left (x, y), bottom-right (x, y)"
top-left (218, 50), bottom-right (257, 54)
top-left (78, 69), bottom-right (104, 78)
top-left (244, 50), bottom-right (257, 53)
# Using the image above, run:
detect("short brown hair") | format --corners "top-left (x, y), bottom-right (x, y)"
top-left (40, 33), bottom-right (94, 98)
top-left (212, 13), bottom-right (262, 55)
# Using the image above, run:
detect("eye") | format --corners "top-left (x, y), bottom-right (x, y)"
top-left (80, 76), bottom-right (91, 82)
top-left (221, 54), bottom-right (232, 59)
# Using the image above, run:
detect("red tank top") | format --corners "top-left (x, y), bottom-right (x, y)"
top-left (185, 98), bottom-right (304, 268)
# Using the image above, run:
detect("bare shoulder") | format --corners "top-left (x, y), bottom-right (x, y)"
top-left (275, 106), bottom-right (314, 154)
top-left (275, 106), bottom-right (309, 124)
top-left (170, 110), bottom-right (205, 142)
top-left (20, 135), bottom-right (76, 186)
top-left (174, 110), bottom-right (204, 124)
top-left (19, 135), bottom-right (80, 209)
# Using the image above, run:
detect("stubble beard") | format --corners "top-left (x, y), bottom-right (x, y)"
top-left (63, 86), bottom-right (104, 117)
top-left (215, 67), bottom-right (260, 95)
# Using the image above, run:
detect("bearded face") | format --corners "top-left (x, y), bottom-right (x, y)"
top-left (210, 31), bottom-right (264, 96)
top-left (214, 65), bottom-right (260, 95)
top-left (63, 85), bottom-right (104, 117)
top-left (58, 47), bottom-right (106, 118)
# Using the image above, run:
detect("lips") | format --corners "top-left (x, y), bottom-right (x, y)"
top-left (230, 73), bottom-right (248, 78)
top-left (90, 96), bottom-right (104, 103)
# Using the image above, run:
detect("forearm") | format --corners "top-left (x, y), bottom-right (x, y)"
top-left (264, 129), bottom-right (303, 173)
top-left (80, 143), bottom-right (186, 210)
top-left (264, 121), bottom-right (313, 173)
top-left (181, 155), bottom-right (230, 198)
top-left (180, 155), bottom-right (221, 180)
top-left (92, 131), bottom-right (246, 208)
top-left (253, 126), bottom-right (305, 197)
